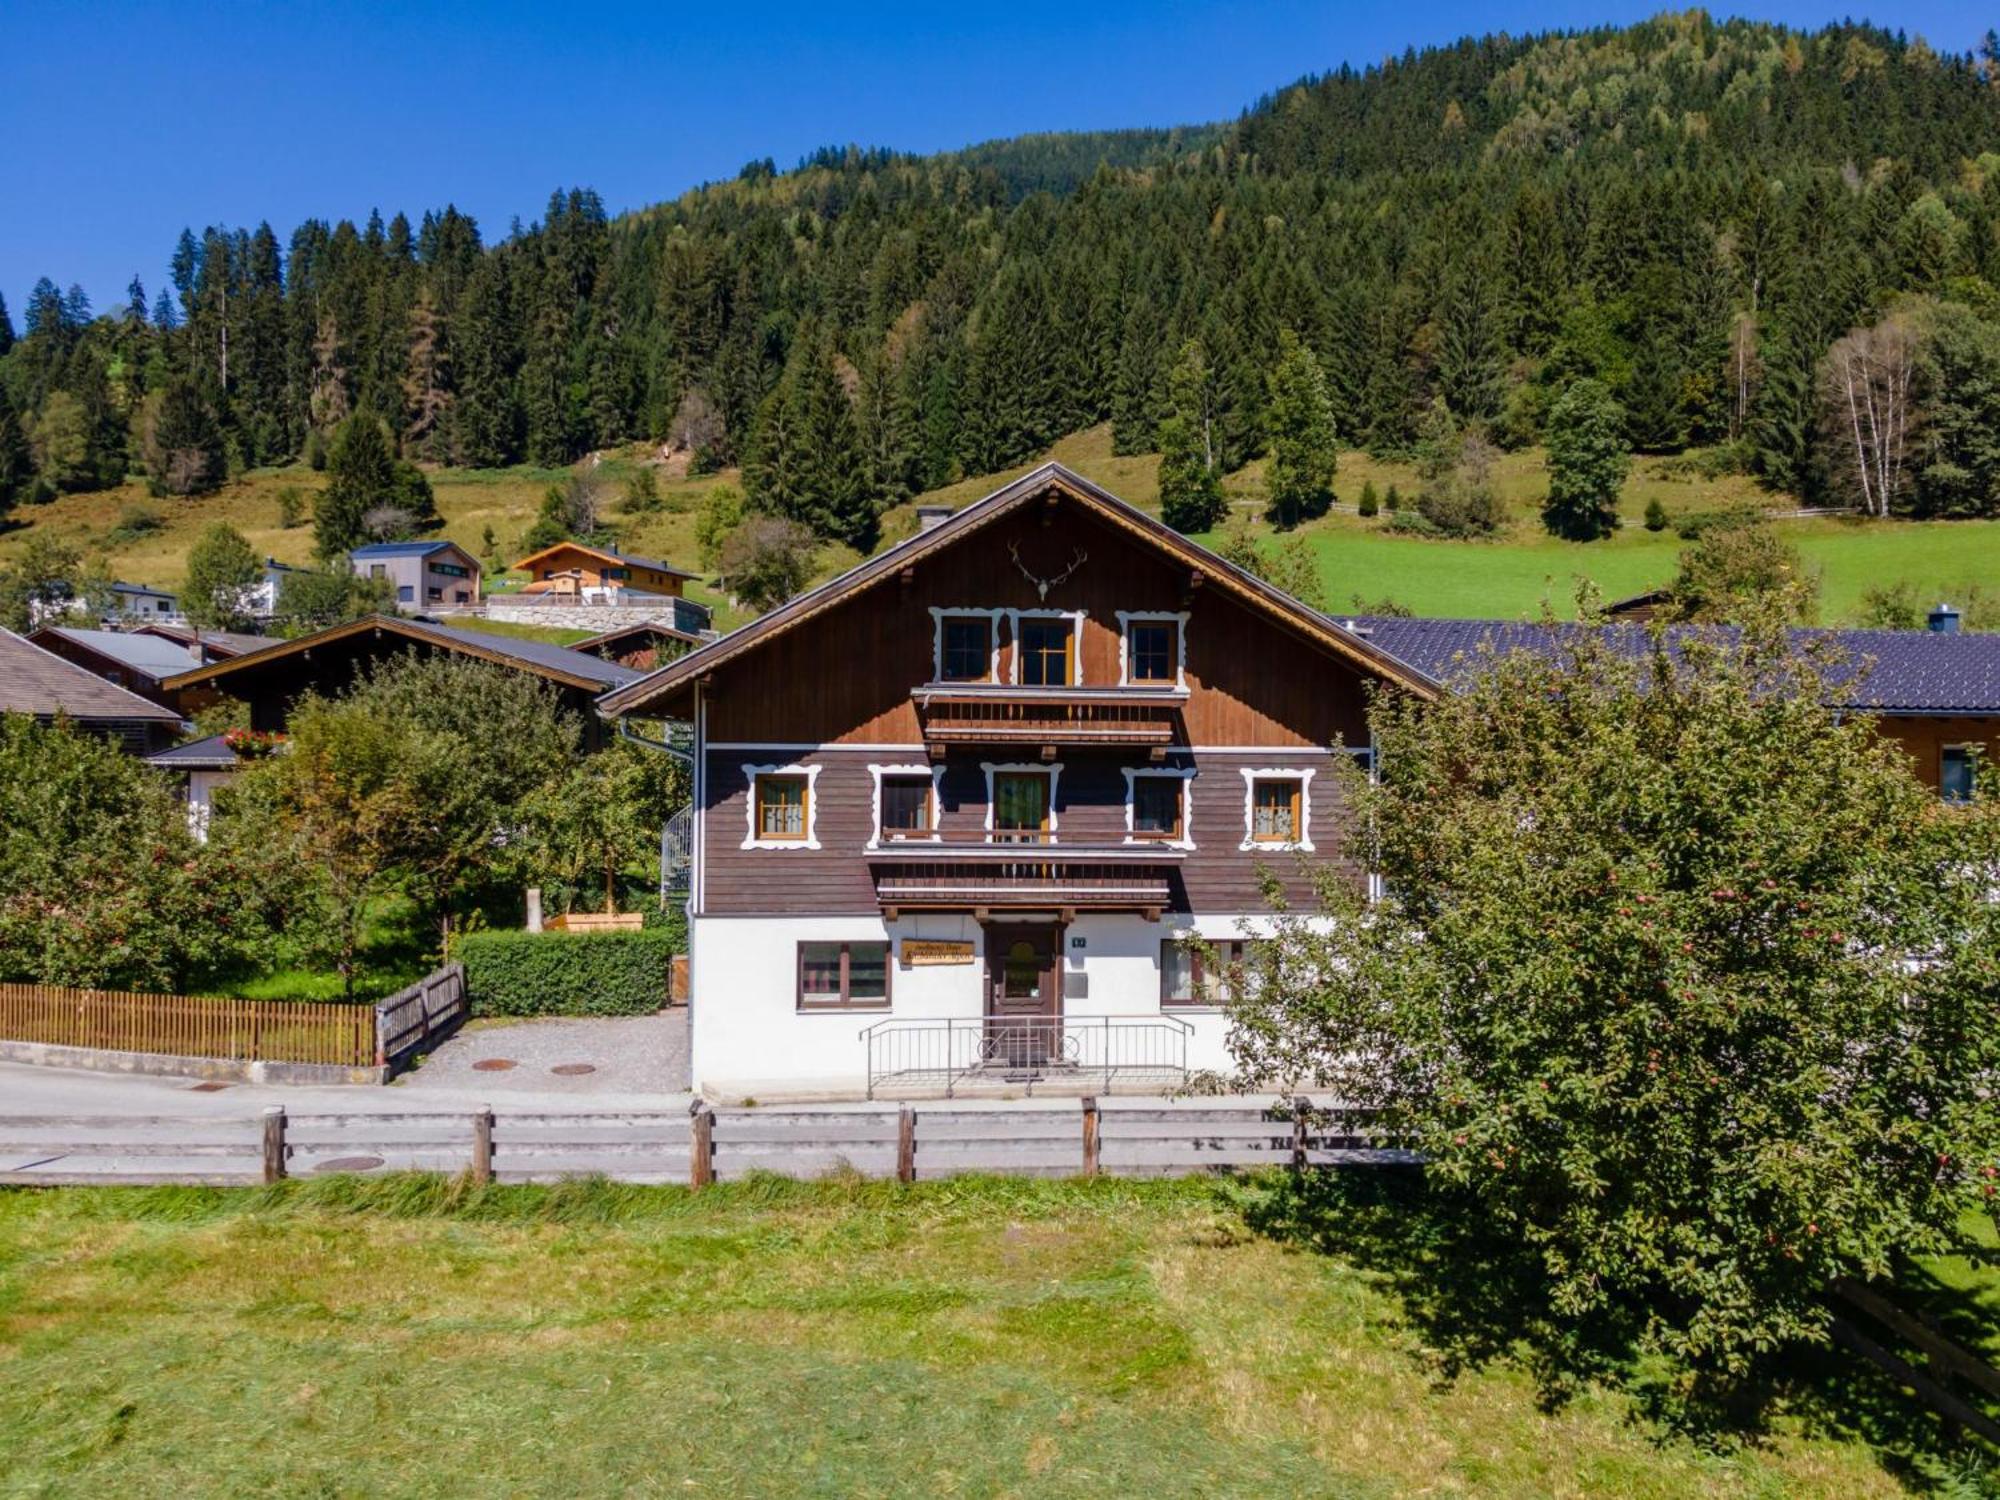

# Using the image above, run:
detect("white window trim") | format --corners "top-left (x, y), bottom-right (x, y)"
top-left (982, 761), bottom-right (1061, 841)
top-left (741, 762), bottom-right (823, 850)
top-left (1122, 766), bottom-right (1196, 849)
top-left (928, 607), bottom-right (1004, 684)
top-left (866, 762), bottom-right (945, 848)
top-left (1006, 608), bottom-right (1086, 686)
top-left (1115, 609), bottom-right (1189, 688)
top-left (1238, 767), bottom-right (1315, 852)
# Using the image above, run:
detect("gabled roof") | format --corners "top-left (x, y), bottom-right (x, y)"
top-left (0, 630), bottom-right (185, 722)
top-left (29, 626), bottom-right (199, 679)
top-left (598, 462), bottom-right (1439, 718)
top-left (161, 614), bottom-right (643, 696)
top-left (144, 733), bottom-right (243, 770)
top-left (568, 621), bottom-right (705, 655)
top-left (512, 540), bottom-right (696, 579)
top-left (109, 580), bottom-right (177, 599)
top-left (1348, 615), bottom-right (2000, 717)
top-left (131, 624), bottom-right (274, 658)
top-left (349, 540), bottom-right (473, 561)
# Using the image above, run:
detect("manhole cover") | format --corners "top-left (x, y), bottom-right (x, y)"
top-left (187, 1081), bottom-right (230, 1092)
top-left (551, 1063), bottom-right (597, 1076)
top-left (313, 1156), bottom-right (385, 1173)
top-left (472, 1058), bottom-right (517, 1072)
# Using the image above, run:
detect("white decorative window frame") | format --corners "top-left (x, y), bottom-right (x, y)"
top-left (928, 607), bottom-right (1004, 684)
top-left (1122, 766), bottom-right (1196, 849)
top-left (741, 762), bottom-right (823, 850)
top-left (866, 762), bottom-right (945, 848)
top-left (1115, 610), bottom-right (1189, 688)
top-left (1238, 767), bottom-right (1315, 852)
top-left (1006, 608), bottom-right (1086, 686)
top-left (982, 760), bottom-right (1062, 841)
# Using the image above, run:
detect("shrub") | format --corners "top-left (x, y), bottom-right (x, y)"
top-left (456, 929), bottom-right (675, 1017)
top-left (1643, 497), bottom-right (1669, 532)
top-left (107, 502), bottom-right (165, 545)
top-left (1383, 483), bottom-right (1401, 512)
top-left (1357, 480), bottom-right (1379, 517)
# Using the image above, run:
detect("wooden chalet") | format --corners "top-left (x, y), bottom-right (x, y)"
top-left (599, 462), bottom-right (1434, 1098)
top-left (0, 628), bottom-right (185, 754)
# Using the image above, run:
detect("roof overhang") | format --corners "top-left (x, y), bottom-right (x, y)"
top-left (597, 463), bottom-right (1440, 718)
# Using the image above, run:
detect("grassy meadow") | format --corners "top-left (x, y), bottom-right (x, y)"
top-left (7, 423), bottom-right (2000, 630)
top-left (0, 1172), bottom-right (1968, 1499)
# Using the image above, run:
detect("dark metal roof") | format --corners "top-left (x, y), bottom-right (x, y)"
top-left (131, 624), bottom-right (275, 658)
top-left (31, 626), bottom-right (200, 678)
top-left (162, 614), bottom-right (642, 694)
top-left (597, 462), bottom-right (1439, 718)
top-left (0, 630), bottom-right (185, 722)
top-left (349, 540), bottom-right (465, 559)
top-left (1347, 616), bottom-right (2000, 717)
top-left (144, 733), bottom-right (242, 770)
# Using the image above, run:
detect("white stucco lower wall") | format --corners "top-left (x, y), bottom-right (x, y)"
top-left (688, 911), bottom-right (1291, 1098)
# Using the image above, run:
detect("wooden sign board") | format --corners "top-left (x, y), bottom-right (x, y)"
top-left (901, 939), bottom-right (975, 967)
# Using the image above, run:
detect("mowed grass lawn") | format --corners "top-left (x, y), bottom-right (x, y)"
top-left (0, 1175), bottom-right (1925, 1498)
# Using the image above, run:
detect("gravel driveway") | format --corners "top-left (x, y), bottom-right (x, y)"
top-left (399, 1009), bottom-right (690, 1097)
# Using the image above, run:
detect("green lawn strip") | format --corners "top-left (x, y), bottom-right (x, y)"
top-left (0, 1176), bottom-right (1907, 1498)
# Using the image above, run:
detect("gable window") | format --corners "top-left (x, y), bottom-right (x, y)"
top-left (1128, 620), bottom-right (1179, 684)
top-left (368, 564), bottom-right (387, 579)
top-left (1240, 768), bottom-right (1314, 851)
top-left (798, 941), bottom-right (891, 1010)
top-left (742, 762), bottom-right (822, 849)
top-left (1161, 939), bottom-right (1265, 1008)
top-left (1129, 773), bottom-right (1187, 843)
top-left (1017, 616), bottom-right (1075, 686)
top-left (878, 772), bottom-right (937, 840)
top-left (991, 769), bottom-right (1053, 843)
top-left (397, 585), bottom-right (414, 603)
top-left (939, 615), bottom-right (994, 682)
top-left (1942, 745), bottom-right (1977, 803)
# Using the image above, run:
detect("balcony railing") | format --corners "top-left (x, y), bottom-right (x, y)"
top-left (912, 683), bottom-right (1185, 751)
top-left (866, 839), bottom-right (1182, 912)
top-left (858, 1015), bottom-right (1194, 1098)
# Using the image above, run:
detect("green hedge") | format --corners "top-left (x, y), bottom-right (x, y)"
top-left (455, 929), bottom-right (675, 1017)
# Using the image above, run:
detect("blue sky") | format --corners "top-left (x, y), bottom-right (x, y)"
top-left (2, 1), bottom-right (1990, 320)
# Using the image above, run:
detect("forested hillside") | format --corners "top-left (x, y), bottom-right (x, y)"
top-left (4, 12), bottom-right (2000, 557)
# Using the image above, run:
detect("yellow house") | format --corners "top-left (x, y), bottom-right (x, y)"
top-left (512, 541), bottom-right (697, 598)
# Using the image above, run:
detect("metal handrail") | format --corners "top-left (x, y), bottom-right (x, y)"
top-left (858, 1014), bottom-right (1195, 1098)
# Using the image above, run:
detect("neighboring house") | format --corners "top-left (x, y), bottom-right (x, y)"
top-left (1603, 588), bottom-right (1672, 621)
top-left (567, 621), bottom-right (705, 672)
top-left (596, 462), bottom-right (1436, 1098)
top-left (27, 579), bottom-right (181, 627)
top-left (0, 628), bottom-right (186, 754)
top-left (514, 541), bottom-right (696, 600)
top-left (245, 557), bottom-right (305, 619)
top-left (25, 626), bottom-right (211, 709)
top-left (162, 613), bottom-right (642, 744)
top-left (131, 623), bottom-right (273, 659)
top-left (144, 734), bottom-right (259, 840)
top-left (349, 540), bottom-right (483, 609)
top-left (1344, 606), bottom-right (2000, 800)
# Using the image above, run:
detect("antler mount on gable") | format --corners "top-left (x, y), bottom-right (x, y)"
top-left (1007, 540), bottom-right (1089, 602)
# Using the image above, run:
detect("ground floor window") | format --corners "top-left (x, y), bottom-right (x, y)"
top-left (1942, 745), bottom-right (1977, 803)
top-left (1160, 938), bottom-right (1265, 1008)
top-left (797, 941), bottom-right (891, 1010)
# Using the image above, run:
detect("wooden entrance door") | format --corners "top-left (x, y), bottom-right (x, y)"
top-left (983, 924), bottom-right (1061, 1068)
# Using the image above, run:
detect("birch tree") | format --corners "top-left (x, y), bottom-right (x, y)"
top-left (1820, 315), bottom-right (1917, 517)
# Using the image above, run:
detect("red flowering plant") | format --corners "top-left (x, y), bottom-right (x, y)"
top-left (1227, 598), bottom-right (2000, 1425)
top-left (221, 728), bottom-right (285, 760)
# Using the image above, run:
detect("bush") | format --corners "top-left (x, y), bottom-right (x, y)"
top-left (456, 928), bottom-right (675, 1017)
top-left (1643, 497), bottom-right (1669, 532)
top-left (108, 502), bottom-right (165, 545)
top-left (1356, 480), bottom-right (1379, 517)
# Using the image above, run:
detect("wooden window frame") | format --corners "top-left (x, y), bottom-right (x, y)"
top-left (930, 608), bottom-right (1002, 684)
top-left (1116, 610), bottom-right (1188, 687)
top-left (984, 763), bottom-right (1059, 844)
top-left (741, 763), bottom-right (822, 849)
top-left (796, 940), bottom-right (893, 1011)
top-left (870, 764), bottom-right (942, 845)
top-left (1239, 768), bottom-right (1314, 851)
top-left (1123, 766), bottom-right (1195, 848)
top-left (1160, 938), bottom-right (1264, 1009)
top-left (1941, 744), bottom-right (1977, 804)
top-left (1006, 609), bottom-right (1084, 687)
top-left (1016, 616), bottom-right (1075, 687)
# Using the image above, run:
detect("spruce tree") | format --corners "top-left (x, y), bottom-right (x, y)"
top-left (1263, 329), bottom-right (1338, 529)
top-left (314, 415), bottom-right (397, 561)
top-left (1157, 340), bottom-right (1227, 534)
top-left (1542, 379), bottom-right (1630, 541)
top-left (0, 384), bottom-right (29, 516)
top-left (144, 378), bottom-right (226, 497)
top-left (0, 291), bottom-right (13, 356)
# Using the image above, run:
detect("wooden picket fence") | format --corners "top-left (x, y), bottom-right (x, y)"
top-left (0, 983), bottom-right (377, 1069)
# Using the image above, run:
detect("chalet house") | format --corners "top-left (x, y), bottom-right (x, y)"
top-left (27, 579), bottom-right (181, 627)
top-left (599, 463), bottom-right (1436, 1098)
top-left (514, 540), bottom-right (694, 601)
top-left (23, 625), bottom-right (260, 709)
top-left (162, 614), bottom-right (642, 743)
top-left (0, 629), bottom-right (185, 754)
top-left (569, 621), bottom-right (705, 672)
top-left (350, 540), bottom-right (483, 609)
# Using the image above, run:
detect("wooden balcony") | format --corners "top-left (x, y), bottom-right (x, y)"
top-left (912, 683), bottom-right (1186, 756)
top-left (866, 839), bottom-right (1182, 916)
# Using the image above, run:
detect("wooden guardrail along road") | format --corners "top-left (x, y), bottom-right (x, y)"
top-left (0, 1100), bottom-right (1411, 1188)
top-left (0, 983), bottom-right (376, 1068)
